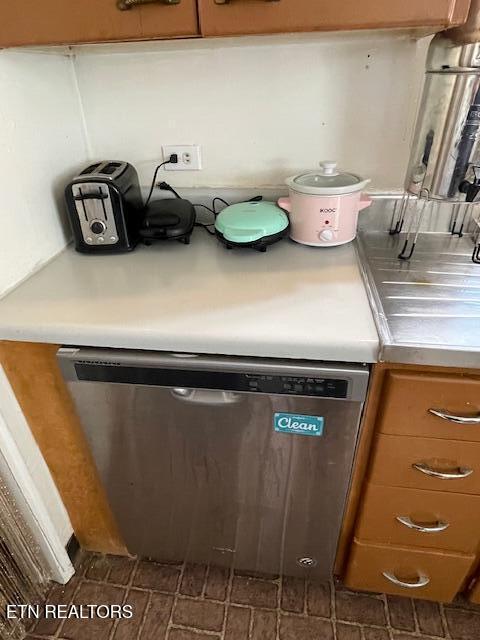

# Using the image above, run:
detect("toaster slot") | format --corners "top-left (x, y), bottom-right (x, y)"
top-left (80, 163), bottom-right (102, 176)
top-left (102, 162), bottom-right (122, 175)
top-left (98, 187), bottom-right (108, 221)
top-left (77, 188), bottom-right (89, 222)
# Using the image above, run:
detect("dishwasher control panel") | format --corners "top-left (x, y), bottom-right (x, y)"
top-left (244, 374), bottom-right (348, 398)
top-left (73, 362), bottom-right (350, 399)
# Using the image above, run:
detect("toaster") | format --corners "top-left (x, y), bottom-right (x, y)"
top-left (65, 161), bottom-right (143, 253)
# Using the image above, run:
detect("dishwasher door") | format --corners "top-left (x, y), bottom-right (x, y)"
top-left (58, 348), bottom-right (369, 579)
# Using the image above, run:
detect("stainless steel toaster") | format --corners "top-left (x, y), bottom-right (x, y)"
top-left (65, 161), bottom-right (143, 253)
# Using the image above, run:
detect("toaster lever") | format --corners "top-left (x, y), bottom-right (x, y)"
top-left (74, 193), bottom-right (109, 201)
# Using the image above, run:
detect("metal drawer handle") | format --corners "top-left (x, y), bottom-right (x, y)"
top-left (214, 0), bottom-right (279, 4)
top-left (412, 462), bottom-right (473, 479)
top-left (171, 388), bottom-right (242, 405)
top-left (117, 0), bottom-right (180, 10)
top-left (382, 571), bottom-right (430, 589)
top-left (429, 408), bottom-right (480, 425)
top-left (396, 516), bottom-right (449, 533)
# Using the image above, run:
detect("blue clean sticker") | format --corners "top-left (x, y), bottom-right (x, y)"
top-left (274, 413), bottom-right (324, 437)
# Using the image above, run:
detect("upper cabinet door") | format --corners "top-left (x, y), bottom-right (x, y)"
top-left (0, 0), bottom-right (198, 48)
top-left (198, 0), bottom-right (470, 37)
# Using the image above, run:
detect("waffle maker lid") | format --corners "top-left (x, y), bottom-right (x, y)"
top-left (215, 201), bottom-right (289, 244)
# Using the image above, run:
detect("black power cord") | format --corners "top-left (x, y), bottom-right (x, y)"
top-left (158, 181), bottom-right (182, 200)
top-left (191, 203), bottom-right (216, 236)
top-left (212, 197), bottom-right (230, 213)
top-left (144, 154), bottom-right (178, 209)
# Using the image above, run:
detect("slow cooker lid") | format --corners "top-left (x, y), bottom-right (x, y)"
top-left (288, 161), bottom-right (369, 195)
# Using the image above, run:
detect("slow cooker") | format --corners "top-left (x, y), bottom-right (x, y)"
top-left (278, 161), bottom-right (372, 247)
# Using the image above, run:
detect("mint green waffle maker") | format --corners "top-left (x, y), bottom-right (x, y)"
top-left (214, 201), bottom-right (289, 252)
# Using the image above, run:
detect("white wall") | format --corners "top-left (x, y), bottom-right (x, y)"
top-left (73, 31), bottom-right (430, 190)
top-left (0, 49), bottom-right (87, 297)
top-left (0, 49), bottom-right (88, 554)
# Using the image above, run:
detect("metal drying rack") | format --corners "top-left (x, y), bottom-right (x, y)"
top-left (388, 190), bottom-right (480, 264)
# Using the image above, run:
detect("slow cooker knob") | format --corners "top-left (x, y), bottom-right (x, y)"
top-left (319, 229), bottom-right (335, 242)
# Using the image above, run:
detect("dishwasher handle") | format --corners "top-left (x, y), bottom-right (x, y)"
top-left (171, 388), bottom-right (243, 405)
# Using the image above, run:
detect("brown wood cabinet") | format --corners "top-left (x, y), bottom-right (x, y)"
top-left (369, 433), bottom-right (480, 495)
top-left (0, 341), bottom-right (127, 555)
top-left (343, 362), bottom-right (480, 603)
top-left (356, 483), bottom-right (480, 554)
top-left (0, 0), bottom-right (199, 48)
top-left (345, 539), bottom-right (474, 603)
top-left (198, 0), bottom-right (470, 37)
top-left (378, 371), bottom-right (480, 442)
top-left (0, 0), bottom-right (471, 48)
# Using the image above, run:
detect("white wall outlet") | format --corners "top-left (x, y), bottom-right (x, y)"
top-left (162, 145), bottom-right (202, 171)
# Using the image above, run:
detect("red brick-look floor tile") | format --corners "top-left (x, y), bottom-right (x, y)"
top-left (387, 595), bottom-right (416, 632)
top-left (33, 577), bottom-right (80, 637)
top-left (281, 576), bottom-right (305, 613)
top-left (204, 565), bottom-right (230, 601)
top-left (306, 581), bottom-right (331, 618)
top-left (84, 554), bottom-right (111, 582)
top-left (224, 605), bottom-right (250, 640)
top-left (133, 561), bottom-right (181, 593)
top-left (139, 592), bottom-right (173, 640)
top-left (27, 551), bottom-right (480, 640)
top-left (279, 614), bottom-right (334, 640)
top-left (113, 588), bottom-right (149, 640)
top-left (415, 599), bottom-right (446, 637)
top-left (336, 622), bottom-right (362, 640)
top-left (444, 607), bottom-right (480, 640)
top-left (107, 555), bottom-right (137, 586)
top-left (230, 575), bottom-right (278, 609)
top-left (179, 564), bottom-right (207, 597)
top-left (336, 591), bottom-right (387, 627)
top-left (168, 630), bottom-right (214, 640)
top-left (251, 609), bottom-right (277, 640)
top-left (172, 597), bottom-right (224, 632)
top-left (61, 581), bottom-right (125, 640)
top-left (363, 628), bottom-right (390, 640)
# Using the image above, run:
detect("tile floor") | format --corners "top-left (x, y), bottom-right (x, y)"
top-left (25, 551), bottom-right (480, 640)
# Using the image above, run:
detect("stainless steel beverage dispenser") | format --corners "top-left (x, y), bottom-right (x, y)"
top-left (406, 36), bottom-right (480, 202)
top-left (391, 0), bottom-right (480, 262)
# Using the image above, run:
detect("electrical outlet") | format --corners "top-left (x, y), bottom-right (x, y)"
top-left (162, 145), bottom-right (202, 171)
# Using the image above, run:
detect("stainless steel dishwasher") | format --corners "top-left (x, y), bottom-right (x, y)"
top-left (58, 348), bottom-right (369, 579)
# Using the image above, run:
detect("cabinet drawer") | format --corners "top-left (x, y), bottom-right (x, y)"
top-left (357, 483), bottom-right (480, 554)
top-left (369, 434), bottom-right (480, 495)
top-left (378, 371), bottom-right (480, 441)
top-left (0, 0), bottom-right (198, 48)
top-left (345, 538), bottom-right (474, 602)
top-left (198, 0), bottom-right (469, 37)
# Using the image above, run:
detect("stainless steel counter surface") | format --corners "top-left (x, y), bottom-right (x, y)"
top-left (357, 229), bottom-right (480, 368)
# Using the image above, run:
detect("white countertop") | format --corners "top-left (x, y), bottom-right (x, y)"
top-left (0, 231), bottom-right (379, 363)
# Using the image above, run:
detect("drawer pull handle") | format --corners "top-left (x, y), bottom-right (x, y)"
top-left (396, 516), bottom-right (449, 533)
top-left (412, 462), bottom-right (473, 479)
top-left (117, 0), bottom-right (180, 9)
top-left (382, 571), bottom-right (430, 589)
top-left (429, 408), bottom-right (480, 425)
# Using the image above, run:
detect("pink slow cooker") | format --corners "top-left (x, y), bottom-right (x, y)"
top-left (278, 161), bottom-right (372, 247)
